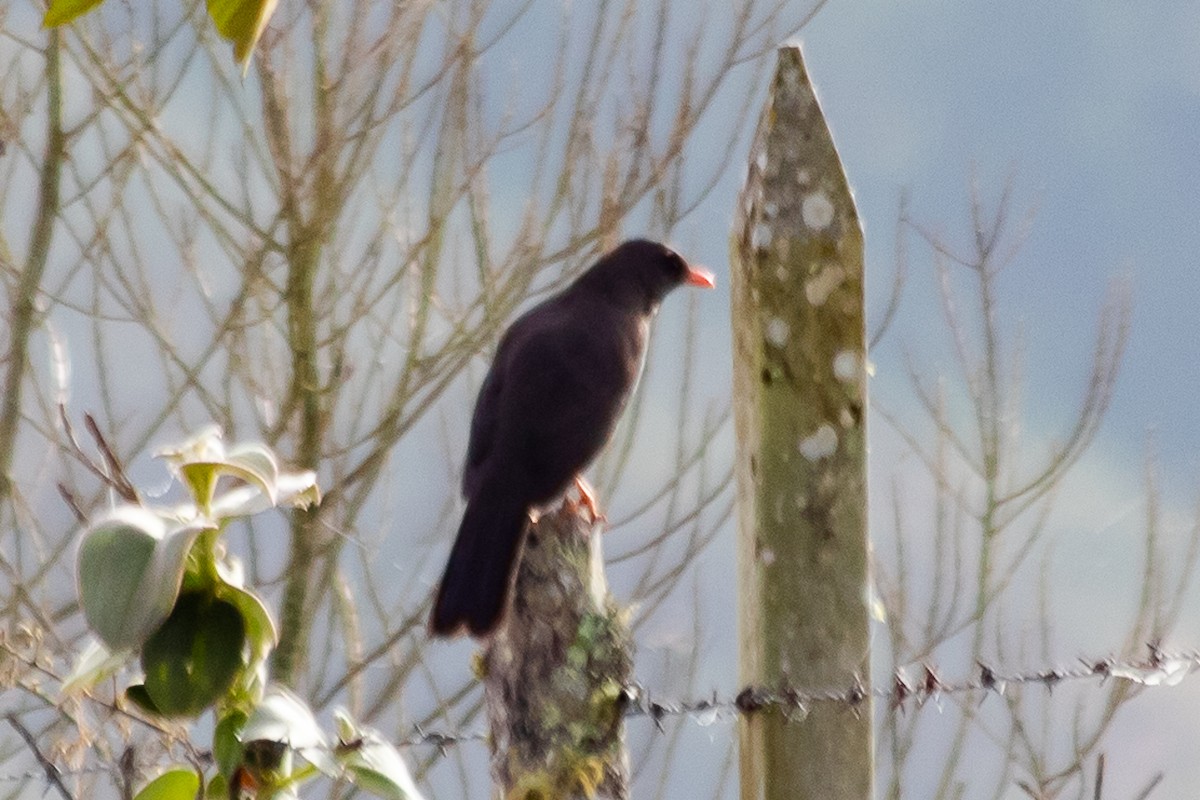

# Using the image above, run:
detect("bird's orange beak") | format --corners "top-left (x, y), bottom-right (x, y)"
top-left (685, 265), bottom-right (716, 289)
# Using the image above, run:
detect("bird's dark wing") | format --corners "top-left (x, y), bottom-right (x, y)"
top-left (462, 357), bottom-right (503, 498)
top-left (462, 309), bottom-right (545, 498)
top-left (485, 303), bottom-right (643, 504)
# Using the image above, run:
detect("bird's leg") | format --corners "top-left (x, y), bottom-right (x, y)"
top-left (568, 475), bottom-right (605, 524)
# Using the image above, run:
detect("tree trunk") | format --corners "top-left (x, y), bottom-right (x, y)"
top-left (731, 44), bottom-right (874, 800)
top-left (483, 504), bottom-right (632, 800)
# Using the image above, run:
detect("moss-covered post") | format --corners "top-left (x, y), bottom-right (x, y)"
top-left (731, 45), bottom-right (873, 799)
top-left (482, 504), bottom-right (632, 799)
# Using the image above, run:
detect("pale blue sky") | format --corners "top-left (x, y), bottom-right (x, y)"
top-left (647, 2), bottom-right (1200, 796)
top-left (803, 1), bottom-right (1200, 474)
top-left (805, 3), bottom-right (1200, 795)
top-left (6, 1), bottom-right (1200, 797)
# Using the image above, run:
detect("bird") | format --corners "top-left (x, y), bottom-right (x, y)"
top-left (429, 239), bottom-right (715, 637)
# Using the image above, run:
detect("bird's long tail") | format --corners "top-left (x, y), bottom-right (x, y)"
top-left (429, 484), bottom-right (530, 637)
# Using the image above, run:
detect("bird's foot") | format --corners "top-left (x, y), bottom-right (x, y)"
top-left (567, 475), bottom-right (606, 524)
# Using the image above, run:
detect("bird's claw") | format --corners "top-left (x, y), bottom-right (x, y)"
top-left (568, 475), bottom-right (606, 524)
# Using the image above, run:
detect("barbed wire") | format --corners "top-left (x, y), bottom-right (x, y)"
top-left (620, 643), bottom-right (1198, 730)
top-left (3, 644), bottom-right (1197, 785)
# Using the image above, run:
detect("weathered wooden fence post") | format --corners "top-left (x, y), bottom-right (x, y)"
top-left (482, 505), bottom-right (632, 799)
top-left (731, 45), bottom-right (873, 799)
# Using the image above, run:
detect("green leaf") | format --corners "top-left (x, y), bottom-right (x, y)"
top-left (61, 637), bottom-right (131, 695)
top-left (206, 773), bottom-right (229, 800)
top-left (157, 426), bottom-right (225, 510)
top-left (157, 425), bottom-right (225, 463)
top-left (276, 469), bottom-right (321, 510)
top-left (206, 0), bottom-right (279, 69)
top-left (214, 551), bottom-right (276, 663)
top-left (141, 593), bottom-right (246, 718)
top-left (77, 508), bottom-right (157, 647)
top-left (214, 710), bottom-right (249, 780)
top-left (125, 684), bottom-right (161, 716)
top-left (216, 580), bottom-right (277, 663)
top-left (77, 507), bottom-right (211, 651)
top-left (243, 686), bottom-right (336, 776)
top-left (132, 768), bottom-right (202, 800)
top-left (267, 784), bottom-right (300, 800)
top-left (160, 428), bottom-right (318, 520)
top-left (334, 711), bottom-right (425, 800)
top-left (209, 469), bottom-right (320, 520)
top-left (42, 0), bottom-right (105, 27)
top-left (180, 462), bottom-right (222, 512)
top-left (180, 451), bottom-right (274, 513)
top-left (226, 443), bottom-right (279, 495)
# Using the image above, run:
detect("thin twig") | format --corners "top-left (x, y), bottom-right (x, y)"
top-left (83, 412), bottom-right (139, 502)
top-left (58, 406), bottom-right (138, 503)
top-left (5, 713), bottom-right (76, 800)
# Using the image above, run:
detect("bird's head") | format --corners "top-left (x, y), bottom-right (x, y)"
top-left (579, 239), bottom-right (715, 314)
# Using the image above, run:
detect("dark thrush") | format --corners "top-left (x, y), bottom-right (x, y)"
top-left (429, 239), bottom-right (714, 637)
